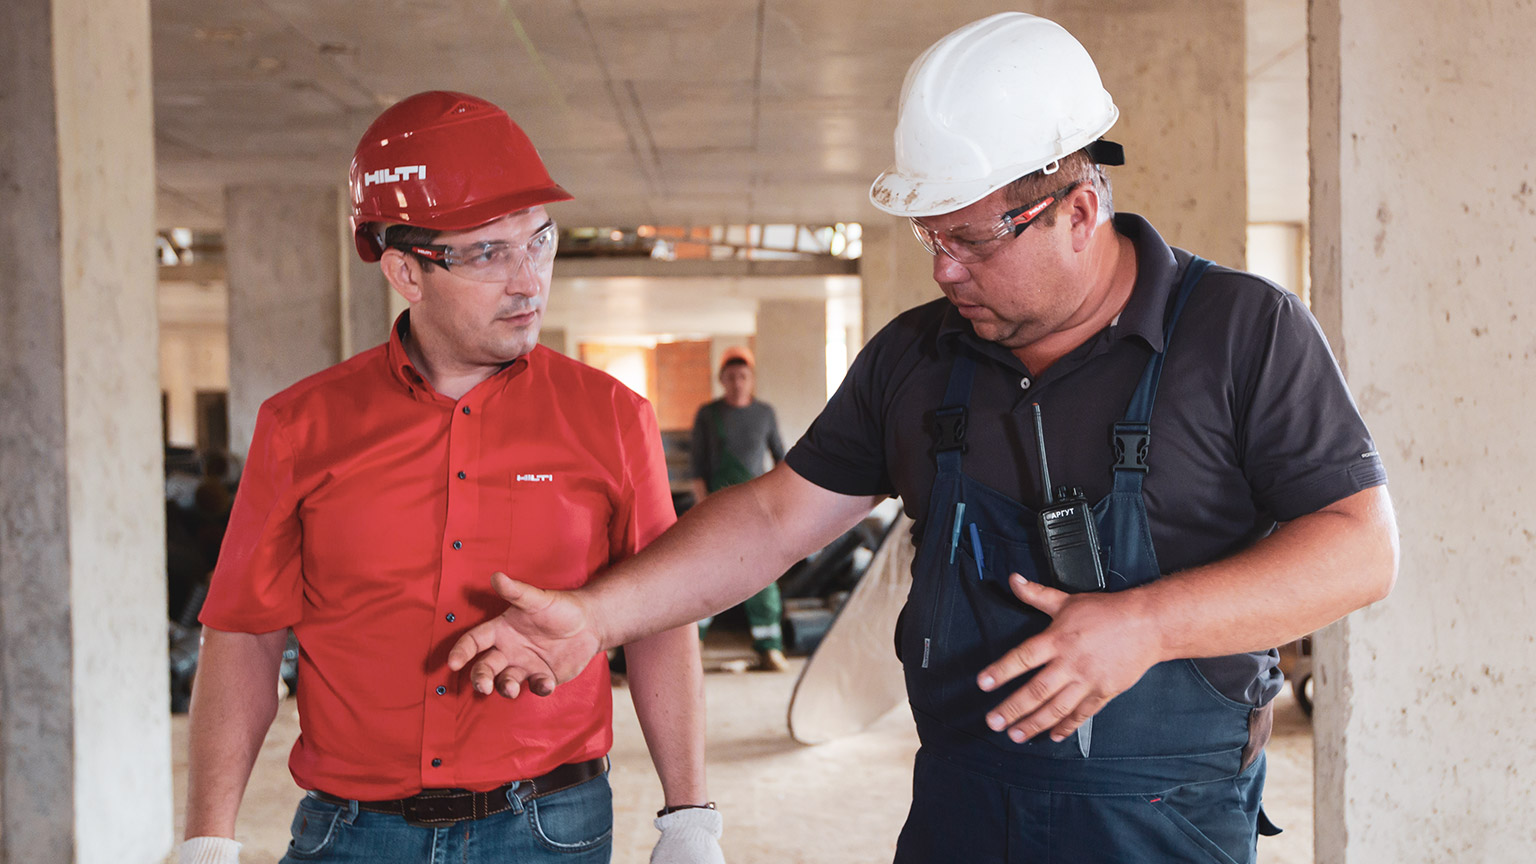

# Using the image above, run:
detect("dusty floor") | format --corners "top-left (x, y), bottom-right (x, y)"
top-left (169, 636), bottom-right (1315, 863)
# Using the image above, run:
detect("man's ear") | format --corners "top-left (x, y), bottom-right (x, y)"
top-left (1065, 183), bottom-right (1101, 253)
top-left (380, 248), bottom-right (425, 305)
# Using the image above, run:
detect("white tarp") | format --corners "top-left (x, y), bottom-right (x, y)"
top-left (787, 513), bottom-right (915, 745)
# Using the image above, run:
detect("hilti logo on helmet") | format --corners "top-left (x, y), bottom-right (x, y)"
top-left (362, 165), bottom-right (428, 187)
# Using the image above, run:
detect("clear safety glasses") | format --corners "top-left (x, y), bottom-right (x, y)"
top-left (909, 181), bottom-right (1082, 264)
top-left (390, 221), bottom-right (559, 282)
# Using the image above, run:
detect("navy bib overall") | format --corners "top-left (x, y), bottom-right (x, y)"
top-left (894, 258), bottom-right (1275, 863)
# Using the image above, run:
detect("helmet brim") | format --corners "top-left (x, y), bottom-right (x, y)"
top-left (868, 169), bottom-right (1006, 219)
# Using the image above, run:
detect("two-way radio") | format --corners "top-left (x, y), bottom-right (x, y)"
top-left (1031, 403), bottom-right (1106, 593)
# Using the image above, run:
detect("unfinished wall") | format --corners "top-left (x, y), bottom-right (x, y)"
top-left (1311, 0), bottom-right (1536, 860)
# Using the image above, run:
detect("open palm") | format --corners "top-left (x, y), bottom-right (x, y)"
top-left (447, 572), bottom-right (604, 698)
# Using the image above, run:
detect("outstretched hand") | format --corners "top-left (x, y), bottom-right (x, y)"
top-left (447, 572), bottom-right (605, 699)
top-left (976, 574), bottom-right (1163, 743)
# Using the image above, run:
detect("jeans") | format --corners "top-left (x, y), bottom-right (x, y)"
top-left (280, 772), bottom-right (613, 863)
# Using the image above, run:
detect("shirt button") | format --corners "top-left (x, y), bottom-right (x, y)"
top-left (461, 406), bottom-right (471, 415)
top-left (436, 686), bottom-right (447, 696)
top-left (457, 471), bottom-right (467, 480)
top-left (446, 612), bottom-right (456, 623)
top-left (1019, 377), bottom-right (1032, 390)
top-left (452, 540), bottom-right (462, 550)
top-left (432, 758), bottom-right (442, 768)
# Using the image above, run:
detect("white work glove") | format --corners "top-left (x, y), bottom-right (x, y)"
top-left (650, 807), bottom-right (726, 864)
top-left (178, 837), bottom-right (241, 864)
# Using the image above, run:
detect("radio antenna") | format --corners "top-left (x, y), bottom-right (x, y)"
top-left (1032, 403), bottom-right (1054, 505)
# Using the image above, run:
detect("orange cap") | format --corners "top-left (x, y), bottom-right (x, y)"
top-left (719, 346), bottom-right (755, 371)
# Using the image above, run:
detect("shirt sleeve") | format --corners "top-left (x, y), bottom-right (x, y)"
top-left (198, 401), bottom-right (305, 633)
top-left (613, 397), bottom-right (678, 562)
top-left (1238, 290), bottom-right (1388, 521)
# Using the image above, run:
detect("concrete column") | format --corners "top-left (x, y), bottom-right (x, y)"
top-left (339, 187), bottom-right (394, 358)
top-left (1058, 1), bottom-right (1247, 267)
top-left (754, 300), bottom-right (827, 447)
top-left (1311, 1), bottom-right (1536, 860)
top-left (225, 186), bottom-right (343, 454)
top-left (858, 219), bottom-right (941, 345)
top-left (344, 256), bottom-right (392, 357)
top-left (0, 0), bottom-right (172, 860)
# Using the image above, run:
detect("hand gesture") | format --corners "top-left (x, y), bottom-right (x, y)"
top-left (976, 574), bottom-right (1162, 742)
top-left (447, 572), bottom-right (604, 698)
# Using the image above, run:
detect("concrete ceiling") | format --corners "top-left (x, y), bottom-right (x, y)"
top-left (151, 0), bottom-right (1310, 232)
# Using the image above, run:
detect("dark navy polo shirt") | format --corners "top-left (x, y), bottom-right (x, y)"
top-left (786, 213), bottom-right (1387, 705)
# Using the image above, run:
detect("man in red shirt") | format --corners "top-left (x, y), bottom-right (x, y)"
top-left (179, 92), bottom-right (723, 864)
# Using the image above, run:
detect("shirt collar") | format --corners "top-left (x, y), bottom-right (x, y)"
top-left (385, 310), bottom-right (534, 402)
top-left (933, 211), bottom-right (1181, 358)
top-left (1104, 212), bottom-right (1180, 354)
top-left (386, 311), bottom-right (425, 393)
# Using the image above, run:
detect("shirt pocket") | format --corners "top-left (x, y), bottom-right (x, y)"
top-left (500, 469), bottom-right (614, 590)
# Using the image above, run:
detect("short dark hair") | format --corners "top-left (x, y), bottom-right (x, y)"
top-left (381, 223), bottom-right (445, 269)
top-left (1001, 149), bottom-right (1114, 227)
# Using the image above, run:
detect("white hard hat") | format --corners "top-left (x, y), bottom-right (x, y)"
top-left (869, 13), bottom-right (1122, 218)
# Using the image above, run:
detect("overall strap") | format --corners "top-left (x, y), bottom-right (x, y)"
top-left (1113, 256), bottom-right (1213, 477)
top-left (932, 352), bottom-right (977, 474)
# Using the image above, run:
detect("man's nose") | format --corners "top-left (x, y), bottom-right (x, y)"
top-left (931, 247), bottom-right (970, 283)
top-left (503, 256), bottom-right (542, 294)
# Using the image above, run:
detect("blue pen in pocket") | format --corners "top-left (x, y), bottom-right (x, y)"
top-left (968, 523), bottom-right (985, 580)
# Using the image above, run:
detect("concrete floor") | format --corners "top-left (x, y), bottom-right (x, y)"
top-left (168, 638), bottom-right (1315, 863)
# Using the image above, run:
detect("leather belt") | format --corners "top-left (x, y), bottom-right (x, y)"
top-left (308, 756), bottom-right (608, 827)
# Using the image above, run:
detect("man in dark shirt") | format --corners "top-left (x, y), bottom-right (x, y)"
top-left (449, 13), bottom-right (1398, 863)
top-left (688, 347), bottom-right (788, 670)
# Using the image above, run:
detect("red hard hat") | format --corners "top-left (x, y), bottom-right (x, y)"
top-left (348, 91), bottom-right (572, 262)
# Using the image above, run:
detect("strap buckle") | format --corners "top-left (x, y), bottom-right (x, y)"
top-left (932, 407), bottom-right (968, 453)
top-left (1112, 424), bottom-right (1150, 472)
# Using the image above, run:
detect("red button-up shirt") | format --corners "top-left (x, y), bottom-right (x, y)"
top-left (200, 317), bottom-right (675, 799)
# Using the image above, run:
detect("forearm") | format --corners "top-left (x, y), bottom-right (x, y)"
top-left (624, 624), bottom-right (707, 807)
top-left (589, 464), bottom-right (879, 648)
top-left (184, 627), bottom-right (288, 839)
top-left (1145, 486), bottom-right (1399, 661)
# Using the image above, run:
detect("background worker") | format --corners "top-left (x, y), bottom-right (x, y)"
top-left (688, 347), bottom-right (788, 671)
top-left (179, 91), bottom-right (723, 864)
top-left (448, 13), bottom-right (1398, 864)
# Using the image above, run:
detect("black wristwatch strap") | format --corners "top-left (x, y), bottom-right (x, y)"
top-left (657, 802), bottom-right (717, 818)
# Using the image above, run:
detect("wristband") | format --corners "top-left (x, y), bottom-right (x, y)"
top-left (656, 802), bottom-right (716, 818)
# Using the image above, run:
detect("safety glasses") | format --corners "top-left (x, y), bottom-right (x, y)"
top-left (390, 221), bottom-right (558, 282)
top-left (909, 181), bottom-right (1082, 264)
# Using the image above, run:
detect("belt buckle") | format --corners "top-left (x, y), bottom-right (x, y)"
top-left (399, 789), bottom-right (469, 827)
